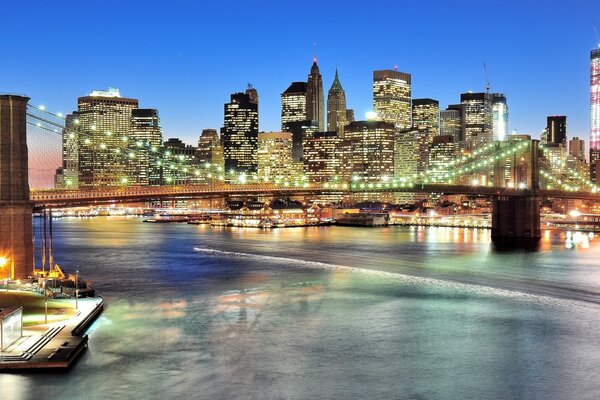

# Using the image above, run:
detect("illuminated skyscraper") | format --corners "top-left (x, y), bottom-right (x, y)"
top-left (306, 59), bottom-right (325, 131)
top-left (197, 129), bottom-right (224, 173)
top-left (429, 135), bottom-right (458, 182)
top-left (303, 131), bottom-right (341, 183)
top-left (281, 82), bottom-right (307, 129)
top-left (590, 48), bottom-right (600, 149)
top-left (344, 121), bottom-right (395, 182)
top-left (440, 108), bottom-right (462, 144)
top-left (67, 88), bottom-right (139, 188)
top-left (222, 91), bottom-right (259, 174)
top-left (569, 137), bottom-right (585, 161)
top-left (129, 109), bottom-right (162, 186)
top-left (257, 132), bottom-right (293, 181)
top-left (461, 92), bottom-right (493, 150)
top-left (412, 98), bottom-right (439, 143)
top-left (373, 69), bottom-right (412, 129)
top-left (492, 93), bottom-right (508, 141)
top-left (395, 128), bottom-right (429, 179)
top-left (327, 69), bottom-right (347, 137)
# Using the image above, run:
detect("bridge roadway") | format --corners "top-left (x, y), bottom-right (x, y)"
top-left (29, 183), bottom-right (599, 209)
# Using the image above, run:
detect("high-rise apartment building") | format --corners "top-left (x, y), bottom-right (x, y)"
top-left (222, 91), bottom-right (259, 174)
top-left (373, 69), bottom-right (412, 129)
top-left (461, 92), bottom-right (493, 150)
top-left (306, 59), bottom-right (325, 131)
top-left (281, 82), bottom-right (307, 129)
top-left (344, 121), bottom-right (395, 182)
top-left (257, 132), bottom-right (293, 181)
top-left (412, 98), bottom-right (439, 143)
top-left (492, 93), bottom-right (508, 141)
top-left (545, 116), bottom-right (567, 146)
top-left (327, 69), bottom-right (347, 137)
top-left (129, 109), bottom-right (162, 186)
top-left (590, 48), bottom-right (600, 149)
top-left (440, 108), bottom-right (462, 144)
top-left (64, 88), bottom-right (139, 188)
top-left (303, 131), bottom-right (341, 183)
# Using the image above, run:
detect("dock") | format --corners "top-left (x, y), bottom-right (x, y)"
top-left (0, 296), bottom-right (103, 370)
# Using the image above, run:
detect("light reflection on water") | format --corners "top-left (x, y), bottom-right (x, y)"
top-left (2, 218), bottom-right (600, 400)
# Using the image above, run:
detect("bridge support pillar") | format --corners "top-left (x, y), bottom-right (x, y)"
top-left (491, 194), bottom-right (540, 243)
top-left (0, 95), bottom-right (33, 279)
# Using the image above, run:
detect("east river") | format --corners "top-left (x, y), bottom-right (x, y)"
top-left (3, 218), bottom-right (600, 399)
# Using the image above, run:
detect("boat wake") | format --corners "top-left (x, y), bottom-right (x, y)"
top-left (193, 247), bottom-right (599, 310)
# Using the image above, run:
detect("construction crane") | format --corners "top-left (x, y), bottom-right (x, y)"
top-left (483, 63), bottom-right (490, 93)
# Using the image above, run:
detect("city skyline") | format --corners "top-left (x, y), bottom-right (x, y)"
top-left (2, 1), bottom-right (600, 145)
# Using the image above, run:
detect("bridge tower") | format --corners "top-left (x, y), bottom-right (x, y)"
top-left (491, 139), bottom-right (541, 243)
top-left (0, 94), bottom-right (33, 279)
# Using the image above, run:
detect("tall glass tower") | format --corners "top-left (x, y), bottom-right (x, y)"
top-left (590, 48), bottom-right (600, 149)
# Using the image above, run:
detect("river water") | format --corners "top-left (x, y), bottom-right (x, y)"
top-left (2, 218), bottom-right (600, 399)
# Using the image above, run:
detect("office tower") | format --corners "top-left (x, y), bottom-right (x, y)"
top-left (591, 149), bottom-right (600, 182)
top-left (303, 131), bottom-right (341, 183)
top-left (281, 82), bottom-right (307, 129)
top-left (440, 108), bottom-right (462, 144)
top-left (461, 92), bottom-right (493, 150)
top-left (257, 132), bottom-right (293, 181)
top-left (306, 59), bottom-right (325, 131)
top-left (543, 144), bottom-right (567, 178)
top-left (395, 128), bottom-right (428, 179)
top-left (412, 98), bottom-right (439, 143)
top-left (373, 69), bottom-right (412, 129)
top-left (590, 48), bottom-right (600, 149)
top-left (327, 69), bottom-right (347, 137)
top-left (492, 93), bottom-right (509, 141)
top-left (569, 137), bottom-right (585, 160)
top-left (344, 121), bottom-right (395, 182)
top-left (62, 114), bottom-right (80, 188)
top-left (283, 120), bottom-right (319, 163)
top-left (197, 129), bottom-right (223, 168)
top-left (545, 116), bottom-right (567, 146)
top-left (246, 84), bottom-right (259, 106)
top-left (162, 138), bottom-right (201, 184)
top-left (129, 109), bottom-right (162, 186)
top-left (346, 109), bottom-right (355, 123)
top-left (222, 91), bottom-right (259, 174)
top-left (429, 135), bottom-right (458, 182)
top-left (66, 88), bottom-right (139, 188)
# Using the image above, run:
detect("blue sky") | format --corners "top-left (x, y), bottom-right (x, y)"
top-left (2, 0), bottom-right (600, 145)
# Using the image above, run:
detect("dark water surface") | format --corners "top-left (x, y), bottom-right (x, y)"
top-left (3, 218), bottom-right (600, 400)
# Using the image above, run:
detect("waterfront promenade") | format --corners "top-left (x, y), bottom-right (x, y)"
top-left (0, 293), bottom-right (103, 370)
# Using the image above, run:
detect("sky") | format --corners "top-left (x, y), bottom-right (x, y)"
top-left (2, 0), bottom-right (600, 146)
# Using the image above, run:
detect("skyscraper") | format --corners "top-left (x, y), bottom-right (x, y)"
top-left (373, 69), bottom-right (412, 129)
top-left (492, 93), bottom-right (508, 141)
top-left (590, 48), bottom-right (600, 150)
top-left (306, 59), bottom-right (325, 131)
top-left (327, 69), bottom-right (347, 137)
top-left (429, 135), bottom-right (458, 182)
top-left (545, 116), bottom-right (567, 146)
top-left (197, 129), bottom-right (224, 172)
top-left (412, 98), bottom-right (439, 143)
top-left (129, 109), bottom-right (162, 186)
top-left (257, 132), bottom-right (293, 181)
top-left (222, 91), bottom-right (259, 174)
top-left (440, 108), bottom-right (462, 144)
top-left (66, 88), bottom-right (139, 188)
top-left (344, 120), bottom-right (395, 182)
top-left (569, 137), bottom-right (585, 161)
top-left (281, 82), bottom-right (307, 129)
top-left (303, 131), bottom-right (341, 183)
top-left (461, 92), bottom-right (493, 150)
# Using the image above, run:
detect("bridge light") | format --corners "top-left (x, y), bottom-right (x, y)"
top-left (57, 112), bottom-right (63, 118)
top-left (518, 182), bottom-right (526, 189)
top-left (178, 155), bottom-right (184, 161)
top-left (194, 170), bottom-right (200, 176)
top-left (65, 179), bottom-right (73, 186)
top-left (115, 149), bottom-right (121, 154)
top-left (166, 177), bottom-right (173, 183)
top-left (121, 136), bottom-right (128, 142)
top-left (165, 151), bottom-right (171, 156)
top-left (121, 177), bottom-right (128, 184)
top-left (204, 162), bottom-right (211, 168)
top-left (128, 152), bottom-right (135, 158)
top-left (91, 125), bottom-right (96, 130)
top-left (100, 143), bottom-right (107, 149)
top-left (84, 138), bottom-right (91, 144)
top-left (39, 105), bottom-right (45, 111)
top-left (74, 119), bottom-right (80, 125)
top-left (136, 141), bottom-right (143, 147)
top-left (151, 146), bottom-right (157, 152)
top-left (106, 131), bottom-right (113, 136)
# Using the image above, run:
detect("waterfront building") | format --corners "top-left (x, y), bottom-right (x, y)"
top-left (344, 120), bottom-right (395, 182)
top-left (440, 108), bottom-right (462, 144)
top-left (373, 69), bottom-right (412, 129)
top-left (306, 59), bottom-right (325, 131)
top-left (257, 132), bottom-right (293, 181)
top-left (428, 135), bottom-right (458, 182)
top-left (303, 131), bottom-right (341, 183)
top-left (327, 69), bottom-right (347, 137)
top-left (281, 82), bottom-right (307, 129)
top-left (129, 109), bottom-right (162, 186)
top-left (222, 91), bottom-right (259, 175)
top-left (590, 48), bottom-right (600, 149)
top-left (64, 88), bottom-right (139, 188)
top-left (492, 93), bottom-right (508, 141)
top-left (461, 91), bottom-right (493, 150)
top-left (412, 98), bottom-right (439, 143)
top-left (545, 116), bottom-right (567, 146)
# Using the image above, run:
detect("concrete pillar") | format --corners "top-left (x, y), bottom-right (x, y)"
top-left (0, 95), bottom-right (33, 279)
top-left (491, 195), bottom-right (541, 241)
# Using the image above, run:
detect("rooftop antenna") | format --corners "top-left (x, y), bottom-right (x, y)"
top-left (313, 42), bottom-right (317, 62)
top-left (483, 62), bottom-right (490, 93)
top-left (594, 23), bottom-right (600, 48)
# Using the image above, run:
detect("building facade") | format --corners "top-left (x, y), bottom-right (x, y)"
top-left (590, 48), bottom-right (600, 150)
top-left (257, 132), bottom-right (293, 181)
top-left (440, 108), bottom-right (462, 144)
top-left (281, 82), bottom-right (307, 129)
top-left (129, 108), bottom-right (162, 186)
top-left (545, 115), bottom-right (567, 146)
top-left (373, 69), bottom-right (412, 129)
top-left (492, 93), bottom-right (508, 141)
top-left (344, 121), bottom-right (395, 182)
top-left (306, 59), bottom-right (325, 131)
top-left (303, 131), bottom-right (341, 183)
top-left (412, 98), bottom-right (439, 143)
top-left (327, 69), bottom-right (347, 137)
top-left (222, 91), bottom-right (259, 175)
top-left (461, 92), bottom-right (493, 150)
